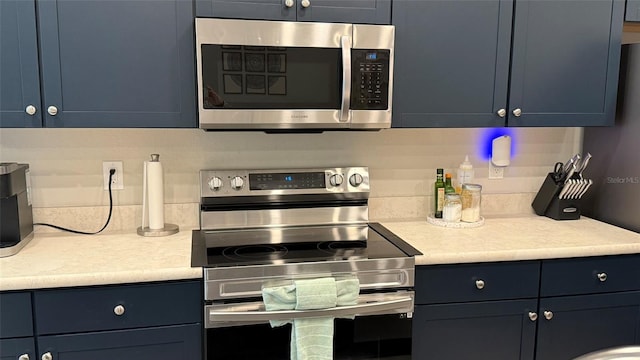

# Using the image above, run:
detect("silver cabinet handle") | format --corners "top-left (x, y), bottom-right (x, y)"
top-left (339, 35), bottom-right (352, 123)
top-left (512, 108), bottom-right (522, 117)
top-left (301, 0), bottom-right (310, 7)
top-left (284, 0), bottom-right (294, 8)
top-left (47, 106), bottom-right (58, 116)
top-left (528, 312), bottom-right (538, 322)
top-left (543, 310), bottom-right (553, 320)
top-left (19, 354), bottom-right (30, 360)
top-left (475, 279), bottom-right (485, 290)
top-left (25, 105), bottom-right (37, 116)
top-left (114, 304), bottom-right (125, 316)
top-left (597, 272), bottom-right (607, 282)
top-left (41, 353), bottom-right (52, 360)
top-left (497, 108), bottom-right (506, 118)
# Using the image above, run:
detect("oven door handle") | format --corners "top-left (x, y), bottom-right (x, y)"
top-left (339, 35), bottom-right (352, 123)
top-left (206, 292), bottom-right (413, 327)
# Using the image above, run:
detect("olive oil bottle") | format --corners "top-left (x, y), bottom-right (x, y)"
top-left (434, 169), bottom-right (445, 218)
top-left (445, 173), bottom-right (456, 194)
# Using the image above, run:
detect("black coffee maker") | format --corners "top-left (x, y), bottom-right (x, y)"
top-left (1, 163), bottom-right (34, 257)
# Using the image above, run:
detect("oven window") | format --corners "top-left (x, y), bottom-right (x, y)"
top-left (201, 45), bottom-right (341, 109)
top-left (205, 315), bottom-right (411, 359)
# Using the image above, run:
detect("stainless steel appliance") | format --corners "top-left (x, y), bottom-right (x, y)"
top-left (1, 163), bottom-right (33, 257)
top-left (192, 167), bottom-right (420, 359)
top-left (582, 46), bottom-right (640, 233)
top-left (195, 19), bottom-right (394, 131)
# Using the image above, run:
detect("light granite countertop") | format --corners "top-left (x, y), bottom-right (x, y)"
top-left (0, 229), bottom-right (202, 291)
top-left (1, 216), bottom-right (639, 291)
top-left (381, 215), bottom-right (640, 265)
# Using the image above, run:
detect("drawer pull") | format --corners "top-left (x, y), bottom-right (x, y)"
top-left (19, 354), bottom-right (30, 360)
top-left (114, 304), bottom-right (125, 316)
top-left (528, 312), bottom-right (538, 322)
top-left (475, 279), bottom-right (485, 290)
top-left (41, 352), bottom-right (52, 360)
top-left (597, 272), bottom-right (608, 282)
top-left (543, 310), bottom-right (553, 320)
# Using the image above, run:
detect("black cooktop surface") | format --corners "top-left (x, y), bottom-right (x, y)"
top-left (191, 223), bottom-right (420, 268)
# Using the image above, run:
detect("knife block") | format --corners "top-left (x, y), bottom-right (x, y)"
top-left (544, 197), bottom-right (581, 220)
top-left (531, 173), bottom-right (581, 220)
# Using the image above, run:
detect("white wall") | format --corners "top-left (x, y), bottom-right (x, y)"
top-left (0, 127), bottom-right (581, 209)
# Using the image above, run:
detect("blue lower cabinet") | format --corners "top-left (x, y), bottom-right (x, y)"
top-left (412, 299), bottom-right (537, 360)
top-left (37, 324), bottom-right (202, 360)
top-left (536, 291), bottom-right (640, 360)
top-left (0, 338), bottom-right (36, 360)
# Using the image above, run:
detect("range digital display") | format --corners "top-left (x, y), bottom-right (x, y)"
top-left (249, 172), bottom-right (326, 190)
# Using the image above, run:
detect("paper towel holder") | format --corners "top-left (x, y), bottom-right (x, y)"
top-left (137, 154), bottom-right (179, 237)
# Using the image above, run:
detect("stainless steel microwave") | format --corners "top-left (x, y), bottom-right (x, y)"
top-left (195, 18), bottom-right (394, 131)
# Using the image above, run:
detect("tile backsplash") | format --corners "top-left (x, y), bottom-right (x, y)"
top-left (1, 127), bottom-right (581, 229)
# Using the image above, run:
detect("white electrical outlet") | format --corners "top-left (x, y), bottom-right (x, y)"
top-left (103, 161), bottom-right (124, 190)
top-left (488, 161), bottom-right (504, 179)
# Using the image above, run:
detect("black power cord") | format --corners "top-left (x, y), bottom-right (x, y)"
top-left (34, 169), bottom-right (115, 235)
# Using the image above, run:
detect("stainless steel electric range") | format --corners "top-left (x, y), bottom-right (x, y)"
top-left (191, 167), bottom-right (421, 359)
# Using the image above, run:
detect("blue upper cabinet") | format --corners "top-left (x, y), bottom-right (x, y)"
top-left (0, 0), bottom-right (42, 127)
top-left (1, 0), bottom-right (196, 128)
top-left (36, 0), bottom-right (196, 128)
top-left (627, 0), bottom-right (640, 21)
top-left (196, 0), bottom-right (391, 24)
top-left (393, 0), bottom-right (625, 128)
top-left (392, 0), bottom-right (512, 128)
top-left (508, 0), bottom-right (624, 127)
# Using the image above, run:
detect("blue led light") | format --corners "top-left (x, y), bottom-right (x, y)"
top-left (285, 176), bottom-right (293, 182)
top-left (479, 128), bottom-right (516, 161)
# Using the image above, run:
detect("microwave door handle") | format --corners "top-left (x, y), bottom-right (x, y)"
top-left (207, 296), bottom-right (413, 325)
top-left (339, 35), bottom-right (352, 123)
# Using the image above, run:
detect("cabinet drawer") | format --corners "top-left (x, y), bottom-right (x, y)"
top-left (34, 280), bottom-right (202, 335)
top-left (415, 261), bottom-right (540, 304)
top-left (0, 292), bottom-right (33, 338)
top-left (540, 254), bottom-right (640, 297)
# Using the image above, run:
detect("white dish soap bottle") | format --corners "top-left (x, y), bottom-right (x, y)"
top-left (456, 155), bottom-right (474, 193)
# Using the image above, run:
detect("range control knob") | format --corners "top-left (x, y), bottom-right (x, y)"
top-left (329, 174), bottom-right (344, 187)
top-left (208, 177), bottom-right (223, 191)
top-left (349, 173), bottom-right (364, 187)
top-left (230, 176), bottom-right (244, 190)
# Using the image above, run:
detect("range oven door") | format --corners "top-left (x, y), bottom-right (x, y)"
top-left (195, 18), bottom-right (394, 130)
top-left (204, 291), bottom-right (413, 359)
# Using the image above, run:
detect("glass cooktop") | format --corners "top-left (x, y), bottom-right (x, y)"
top-left (191, 223), bottom-right (419, 268)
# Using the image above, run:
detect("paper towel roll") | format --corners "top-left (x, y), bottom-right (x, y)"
top-left (144, 156), bottom-right (165, 230)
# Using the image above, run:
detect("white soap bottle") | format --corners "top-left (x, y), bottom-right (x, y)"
top-left (456, 155), bottom-right (474, 193)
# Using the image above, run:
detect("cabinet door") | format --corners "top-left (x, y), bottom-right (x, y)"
top-left (0, 292), bottom-right (33, 339)
top-left (628, 0), bottom-right (640, 21)
top-left (297, 0), bottom-right (391, 24)
top-left (37, 324), bottom-right (201, 360)
top-left (196, 0), bottom-right (296, 20)
top-left (0, 0), bottom-right (42, 127)
top-left (536, 291), bottom-right (640, 360)
top-left (391, 0), bottom-right (512, 128)
top-left (413, 299), bottom-right (537, 360)
top-left (0, 338), bottom-right (36, 360)
top-left (508, 0), bottom-right (625, 127)
top-left (37, 0), bottom-right (196, 128)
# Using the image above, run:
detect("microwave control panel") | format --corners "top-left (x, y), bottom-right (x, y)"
top-left (351, 49), bottom-right (390, 110)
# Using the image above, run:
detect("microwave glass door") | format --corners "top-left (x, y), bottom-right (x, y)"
top-left (201, 45), bottom-right (342, 110)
